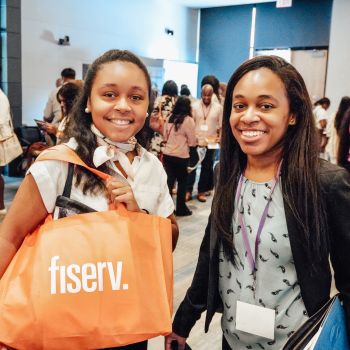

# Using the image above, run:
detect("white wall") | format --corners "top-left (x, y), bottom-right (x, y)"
top-left (21, 0), bottom-right (199, 124)
top-left (325, 0), bottom-right (350, 113)
top-left (163, 60), bottom-right (199, 97)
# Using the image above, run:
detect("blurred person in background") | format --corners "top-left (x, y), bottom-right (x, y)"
top-left (337, 107), bottom-right (350, 172)
top-left (56, 81), bottom-right (83, 143)
top-left (0, 88), bottom-right (22, 216)
top-left (43, 68), bottom-right (76, 126)
top-left (325, 96), bottom-right (350, 163)
top-left (219, 82), bottom-right (227, 107)
top-left (186, 84), bottom-right (222, 203)
top-left (149, 80), bottom-right (178, 159)
top-left (201, 75), bottom-right (221, 104)
top-left (313, 97), bottom-right (330, 156)
top-left (162, 96), bottom-right (196, 216)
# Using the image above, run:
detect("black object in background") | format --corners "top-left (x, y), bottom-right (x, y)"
top-left (171, 340), bottom-right (192, 350)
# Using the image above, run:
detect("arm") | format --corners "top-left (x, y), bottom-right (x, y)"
top-left (327, 168), bottom-right (350, 334)
top-left (168, 213), bottom-right (179, 251)
top-left (43, 92), bottom-right (54, 122)
top-left (185, 118), bottom-right (198, 168)
top-left (319, 118), bottom-right (327, 130)
top-left (44, 122), bottom-right (58, 135)
top-left (0, 174), bottom-right (48, 278)
top-left (185, 117), bottom-right (197, 148)
top-left (168, 216), bottom-right (212, 345)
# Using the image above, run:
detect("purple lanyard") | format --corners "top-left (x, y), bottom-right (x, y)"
top-left (235, 162), bottom-right (282, 274)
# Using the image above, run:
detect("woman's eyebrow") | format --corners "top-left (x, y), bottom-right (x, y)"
top-left (100, 83), bottom-right (118, 87)
top-left (233, 94), bottom-right (278, 103)
top-left (257, 94), bottom-right (278, 103)
top-left (99, 84), bottom-right (146, 93)
top-left (130, 86), bottom-right (147, 93)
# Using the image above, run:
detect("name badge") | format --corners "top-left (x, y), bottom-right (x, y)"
top-left (200, 124), bottom-right (209, 131)
top-left (236, 301), bottom-right (275, 340)
top-left (207, 142), bottom-right (220, 150)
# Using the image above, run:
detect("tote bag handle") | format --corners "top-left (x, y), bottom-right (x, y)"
top-left (37, 144), bottom-right (111, 181)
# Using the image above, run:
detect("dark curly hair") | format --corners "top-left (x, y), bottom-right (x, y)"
top-left (65, 49), bottom-right (151, 195)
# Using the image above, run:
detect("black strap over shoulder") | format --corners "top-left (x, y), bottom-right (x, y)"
top-left (54, 163), bottom-right (96, 218)
top-left (62, 163), bottom-right (74, 198)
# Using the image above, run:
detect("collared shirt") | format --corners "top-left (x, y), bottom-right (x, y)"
top-left (28, 138), bottom-right (174, 218)
top-left (191, 99), bottom-right (223, 147)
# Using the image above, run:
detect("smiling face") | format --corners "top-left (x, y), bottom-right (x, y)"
top-left (229, 68), bottom-right (295, 165)
top-left (87, 61), bottom-right (149, 142)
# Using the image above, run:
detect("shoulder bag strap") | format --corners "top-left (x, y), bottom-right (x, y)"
top-left (62, 163), bottom-right (74, 198)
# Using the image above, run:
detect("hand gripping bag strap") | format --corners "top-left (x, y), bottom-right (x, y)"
top-left (0, 144), bottom-right (173, 350)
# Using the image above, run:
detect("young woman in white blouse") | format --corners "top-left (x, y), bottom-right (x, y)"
top-left (0, 49), bottom-right (179, 350)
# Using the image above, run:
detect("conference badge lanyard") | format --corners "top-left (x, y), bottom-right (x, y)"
top-left (234, 161), bottom-right (282, 340)
top-left (200, 102), bottom-right (211, 132)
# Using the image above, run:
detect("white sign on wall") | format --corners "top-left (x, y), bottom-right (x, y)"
top-left (276, 0), bottom-right (292, 8)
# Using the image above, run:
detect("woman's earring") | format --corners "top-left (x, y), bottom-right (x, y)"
top-left (85, 107), bottom-right (90, 114)
top-left (146, 112), bottom-right (149, 118)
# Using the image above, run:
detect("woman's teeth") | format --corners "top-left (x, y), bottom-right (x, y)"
top-left (110, 119), bottom-right (131, 125)
top-left (242, 130), bottom-right (265, 137)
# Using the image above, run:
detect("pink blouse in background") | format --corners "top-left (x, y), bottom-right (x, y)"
top-left (163, 116), bottom-right (197, 159)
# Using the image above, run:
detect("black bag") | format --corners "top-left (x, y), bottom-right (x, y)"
top-left (171, 340), bottom-right (192, 350)
top-left (55, 163), bottom-right (96, 218)
top-left (8, 126), bottom-right (46, 177)
top-left (15, 125), bottom-right (44, 146)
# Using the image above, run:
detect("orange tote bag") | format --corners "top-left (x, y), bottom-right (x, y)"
top-left (0, 145), bottom-right (173, 350)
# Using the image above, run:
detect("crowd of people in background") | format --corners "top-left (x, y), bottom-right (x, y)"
top-left (148, 76), bottom-right (223, 214)
top-left (313, 95), bottom-right (350, 171)
top-left (1, 50), bottom-right (350, 350)
top-left (1, 63), bottom-right (350, 220)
